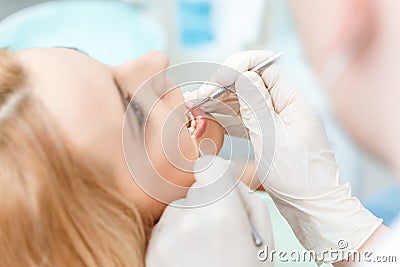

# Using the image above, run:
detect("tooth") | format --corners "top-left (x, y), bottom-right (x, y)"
top-left (186, 109), bottom-right (196, 136)
top-left (191, 117), bottom-right (196, 128)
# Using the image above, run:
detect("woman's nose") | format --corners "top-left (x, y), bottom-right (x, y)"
top-left (142, 51), bottom-right (170, 73)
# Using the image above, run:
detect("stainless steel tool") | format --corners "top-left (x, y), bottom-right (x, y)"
top-left (186, 52), bottom-right (282, 114)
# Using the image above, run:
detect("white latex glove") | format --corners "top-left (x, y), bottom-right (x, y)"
top-left (146, 155), bottom-right (274, 267)
top-left (204, 50), bottom-right (382, 264)
top-left (183, 52), bottom-right (274, 138)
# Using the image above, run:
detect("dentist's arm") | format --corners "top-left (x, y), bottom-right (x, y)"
top-left (186, 51), bottom-right (384, 265)
top-left (236, 52), bottom-right (382, 265)
top-left (335, 225), bottom-right (392, 267)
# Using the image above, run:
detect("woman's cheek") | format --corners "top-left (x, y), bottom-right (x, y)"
top-left (145, 109), bottom-right (196, 188)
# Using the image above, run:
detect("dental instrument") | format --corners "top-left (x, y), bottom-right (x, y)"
top-left (235, 184), bottom-right (264, 247)
top-left (185, 52), bottom-right (283, 115)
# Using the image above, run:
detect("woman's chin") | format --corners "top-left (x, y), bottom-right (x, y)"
top-left (186, 105), bottom-right (224, 156)
top-left (192, 115), bottom-right (225, 156)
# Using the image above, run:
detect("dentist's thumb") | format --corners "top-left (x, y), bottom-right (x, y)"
top-left (235, 71), bottom-right (275, 124)
top-left (235, 71), bottom-right (275, 187)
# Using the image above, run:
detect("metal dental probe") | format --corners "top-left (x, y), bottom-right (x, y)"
top-left (185, 52), bottom-right (283, 115)
top-left (236, 186), bottom-right (264, 247)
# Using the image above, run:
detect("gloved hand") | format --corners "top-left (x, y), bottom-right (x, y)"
top-left (183, 52), bottom-right (272, 138)
top-left (185, 51), bottom-right (383, 264)
top-left (146, 155), bottom-right (274, 267)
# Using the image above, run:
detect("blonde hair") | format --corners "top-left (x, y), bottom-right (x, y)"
top-left (0, 49), bottom-right (151, 267)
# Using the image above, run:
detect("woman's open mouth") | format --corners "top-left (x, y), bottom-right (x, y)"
top-left (186, 105), bottom-right (207, 140)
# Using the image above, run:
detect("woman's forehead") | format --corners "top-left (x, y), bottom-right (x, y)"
top-left (15, 48), bottom-right (125, 162)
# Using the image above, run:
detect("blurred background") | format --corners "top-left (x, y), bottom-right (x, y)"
top-left (0, 1), bottom-right (397, 266)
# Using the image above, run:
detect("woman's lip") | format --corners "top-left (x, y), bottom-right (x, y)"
top-left (188, 106), bottom-right (207, 139)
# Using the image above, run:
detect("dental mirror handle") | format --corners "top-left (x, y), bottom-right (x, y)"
top-left (250, 52), bottom-right (282, 74)
top-left (186, 52), bottom-right (282, 114)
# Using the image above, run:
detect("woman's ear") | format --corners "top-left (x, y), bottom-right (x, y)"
top-left (290, 0), bottom-right (374, 69)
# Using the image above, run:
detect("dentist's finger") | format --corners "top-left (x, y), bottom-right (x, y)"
top-left (215, 50), bottom-right (275, 86)
top-left (235, 71), bottom-right (275, 123)
top-left (186, 49), bottom-right (267, 103)
top-left (235, 71), bottom-right (275, 185)
top-left (211, 113), bottom-right (249, 138)
top-left (261, 64), bottom-right (316, 126)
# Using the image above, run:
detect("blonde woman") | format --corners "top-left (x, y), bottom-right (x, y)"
top-left (0, 47), bottom-right (225, 266)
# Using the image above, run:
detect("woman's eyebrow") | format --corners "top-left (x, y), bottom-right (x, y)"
top-left (54, 46), bottom-right (90, 56)
top-left (113, 76), bottom-right (129, 109)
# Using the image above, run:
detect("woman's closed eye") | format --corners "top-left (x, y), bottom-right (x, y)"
top-left (129, 101), bottom-right (145, 127)
top-left (111, 75), bottom-right (145, 127)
